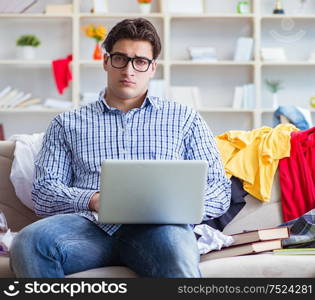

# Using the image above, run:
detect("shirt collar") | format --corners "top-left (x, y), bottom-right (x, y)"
top-left (96, 88), bottom-right (160, 113)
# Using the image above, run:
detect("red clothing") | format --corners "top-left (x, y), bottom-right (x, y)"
top-left (52, 54), bottom-right (73, 94)
top-left (279, 127), bottom-right (315, 221)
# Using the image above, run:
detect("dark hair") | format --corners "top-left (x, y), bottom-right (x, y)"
top-left (102, 18), bottom-right (161, 60)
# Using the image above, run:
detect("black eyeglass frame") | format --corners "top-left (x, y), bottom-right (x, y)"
top-left (106, 52), bottom-right (155, 72)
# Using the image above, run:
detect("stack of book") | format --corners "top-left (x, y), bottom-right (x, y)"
top-left (188, 46), bottom-right (218, 62)
top-left (0, 86), bottom-right (41, 109)
top-left (201, 226), bottom-right (290, 261)
top-left (232, 83), bottom-right (255, 109)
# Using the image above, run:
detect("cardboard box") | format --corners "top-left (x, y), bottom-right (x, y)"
top-left (45, 4), bottom-right (73, 14)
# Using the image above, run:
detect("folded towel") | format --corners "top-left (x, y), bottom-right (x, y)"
top-left (52, 54), bottom-right (73, 94)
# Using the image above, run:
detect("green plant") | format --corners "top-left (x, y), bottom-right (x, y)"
top-left (265, 79), bottom-right (283, 93)
top-left (16, 35), bottom-right (41, 47)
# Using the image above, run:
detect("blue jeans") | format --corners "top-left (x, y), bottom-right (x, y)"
top-left (10, 214), bottom-right (201, 278)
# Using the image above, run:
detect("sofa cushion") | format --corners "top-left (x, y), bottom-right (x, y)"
top-left (67, 266), bottom-right (138, 278)
top-left (9, 133), bottom-right (44, 211)
top-left (199, 253), bottom-right (315, 278)
top-left (3, 253), bottom-right (315, 278)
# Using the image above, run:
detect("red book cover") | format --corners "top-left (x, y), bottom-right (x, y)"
top-left (0, 124), bottom-right (5, 140)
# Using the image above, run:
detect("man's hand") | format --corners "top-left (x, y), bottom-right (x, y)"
top-left (89, 192), bottom-right (100, 212)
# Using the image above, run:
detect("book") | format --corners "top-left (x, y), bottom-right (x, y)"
top-left (273, 248), bottom-right (315, 255)
top-left (0, 86), bottom-right (11, 100)
top-left (234, 37), bottom-right (253, 61)
top-left (242, 83), bottom-right (255, 109)
top-left (15, 97), bottom-right (41, 108)
top-left (0, 89), bottom-right (19, 107)
top-left (7, 93), bottom-right (32, 108)
top-left (200, 239), bottom-right (283, 261)
top-left (170, 86), bottom-right (199, 109)
top-left (232, 86), bottom-right (243, 109)
top-left (231, 226), bottom-right (289, 246)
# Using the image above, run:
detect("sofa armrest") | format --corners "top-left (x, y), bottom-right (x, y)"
top-left (0, 141), bottom-right (39, 231)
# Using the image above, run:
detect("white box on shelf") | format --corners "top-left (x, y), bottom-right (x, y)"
top-left (167, 0), bottom-right (203, 14)
top-left (44, 98), bottom-right (72, 109)
top-left (261, 48), bottom-right (287, 61)
top-left (234, 37), bottom-right (253, 61)
top-left (45, 4), bottom-right (73, 14)
top-left (93, 0), bottom-right (108, 13)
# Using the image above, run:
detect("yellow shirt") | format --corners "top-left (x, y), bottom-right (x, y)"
top-left (215, 124), bottom-right (298, 201)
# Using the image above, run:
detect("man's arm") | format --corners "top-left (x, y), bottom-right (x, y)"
top-left (32, 116), bottom-right (98, 216)
top-left (184, 112), bottom-right (231, 219)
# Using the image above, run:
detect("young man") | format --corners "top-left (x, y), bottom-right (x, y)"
top-left (10, 18), bottom-right (231, 278)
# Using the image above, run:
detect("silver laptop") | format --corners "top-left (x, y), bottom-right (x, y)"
top-left (98, 159), bottom-right (208, 224)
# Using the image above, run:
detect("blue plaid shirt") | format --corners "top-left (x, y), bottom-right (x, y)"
top-left (32, 90), bottom-right (231, 235)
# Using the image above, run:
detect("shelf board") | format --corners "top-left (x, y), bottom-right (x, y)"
top-left (261, 61), bottom-right (315, 66)
top-left (79, 13), bottom-right (163, 18)
top-left (170, 13), bottom-right (254, 19)
top-left (80, 60), bottom-right (165, 66)
top-left (0, 60), bottom-right (52, 65)
top-left (0, 108), bottom-right (68, 113)
top-left (262, 108), bottom-right (315, 113)
top-left (0, 13), bottom-right (72, 18)
top-left (199, 108), bottom-right (255, 113)
top-left (171, 60), bottom-right (255, 66)
top-left (261, 15), bottom-right (315, 20)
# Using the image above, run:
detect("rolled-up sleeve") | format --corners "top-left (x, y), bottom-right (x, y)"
top-left (184, 112), bottom-right (231, 218)
top-left (31, 116), bottom-right (97, 217)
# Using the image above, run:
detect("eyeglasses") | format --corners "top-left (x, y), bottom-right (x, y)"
top-left (108, 52), bottom-right (154, 72)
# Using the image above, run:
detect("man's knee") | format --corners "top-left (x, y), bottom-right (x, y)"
top-left (150, 225), bottom-right (201, 277)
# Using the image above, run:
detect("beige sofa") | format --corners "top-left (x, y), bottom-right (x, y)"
top-left (1, 140), bottom-right (315, 278)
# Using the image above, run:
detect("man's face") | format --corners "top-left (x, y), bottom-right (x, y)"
top-left (103, 39), bottom-right (157, 101)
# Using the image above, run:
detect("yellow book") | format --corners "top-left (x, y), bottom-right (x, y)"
top-left (273, 248), bottom-right (315, 255)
